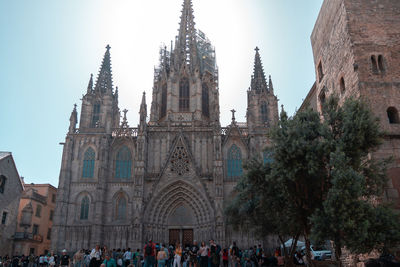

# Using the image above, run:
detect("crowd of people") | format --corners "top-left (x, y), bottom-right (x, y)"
top-left (0, 240), bottom-right (283, 267)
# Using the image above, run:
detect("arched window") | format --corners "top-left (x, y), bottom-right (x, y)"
top-left (260, 102), bottom-right (268, 123)
top-left (115, 146), bottom-right (132, 179)
top-left (80, 196), bottom-right (89, 220)
top-left (116, 196), bottom-right (127, 220)
top-left (179, 77), bottom-right (190, 111)
top-left (0, 175), bottom-right (6, 194)
top-left (160, 83), bottom-right (167, 119)
top-left (35, 205), bottom-right (42, 217)
top-left (263, 150), bottom-right (273, 164)
top-left (340, 77), bottom-right (345, 93)
top-left (82, 148), bottom-right (95, 178)
top-left (378, 55), bottom-right (385, 72)
top-left (318, 61), bottom-right (324, 82)
top-left (371, 55), bottom-right (378, 73)
top-left (387, 107), bottom-right (399, 124)
top-left (91, 102), bottom-right (101, 127)
top-left (227, 144), bottom-right (243, 179)
top-left (202, 83), bottom-right (210, 117)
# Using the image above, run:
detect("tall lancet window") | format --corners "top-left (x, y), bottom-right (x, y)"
top-left (160, 84), bottom-right (167, 118)
top-left (179, 77), bottom-right (190, 111)
top-left (115, 146), bottom-right (132, 179)
top-left (261, 102), bottom-right (268, 123)
top-left (116, 196), bottom-right (127, 220)
top-left (227, 144), bottom-right (243, 179)
top-left (91, 102), bottom-right (101, 127)
top-left (80, 196), bottom-right (89, 220)
top-left (202, 83), bottom-right (210, 117)
top-left (82, 147), bottom-right (95, 178)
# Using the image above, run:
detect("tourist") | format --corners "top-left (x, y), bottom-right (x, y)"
top-left (198, 242), bottom-right (208, 267)
top-left (157, 244), bottom-right (167, 267)
top-left (74, 250), bottom-right (84, 267)
top-left (132, 249), bottom-right (141, 267)
top-left (60, 250), bottom-right (70, 267)
top-left (221, 249), bottom-right (228, 267)
top-left (90, 245), bottom-right (102, 267)
top-left (103, 254), bottom-right (116, 267)
top-left (173, 243), bottom-right (182, 267)
top-left (144, 239), bottom-right (156, 267)
top-left (124, 249), bottom-right (132, 267)
top-left (48, 252), bottom-right (55, 267)
top-left (188, 241), bottom-right (199, 267)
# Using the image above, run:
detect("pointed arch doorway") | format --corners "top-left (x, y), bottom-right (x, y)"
top-left (168, 205), bottom-right (195, 247)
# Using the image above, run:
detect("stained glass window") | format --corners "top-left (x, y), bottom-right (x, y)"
top-left (179, 77), bottom-right (190, 111)
top-left (227, 144), bottom-right (243, 179)
top-left (82, 148), bottom-right (95, 178)
top-left (80, 196), bottom-right (89, 220)
top-left (116, 197), bottom-right (127, 220)
top-left (263, 150), bottom-right (273, 164)
top-left (202, 83), bottom-right (209, 117)
top-left (261, 102), bottom-right (268, 123)
top-left (115, 146), bottom-right (132, 179)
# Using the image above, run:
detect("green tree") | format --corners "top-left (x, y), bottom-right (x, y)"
top-left (310, 97), bottom-right (400, 263)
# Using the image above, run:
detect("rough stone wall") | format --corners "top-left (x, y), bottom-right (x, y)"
top-left (0, 154), bottom-right (23, 256)
top-left (311, 0), bottom-right (400, 206)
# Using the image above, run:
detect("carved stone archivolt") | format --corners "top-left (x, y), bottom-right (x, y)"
top-left (145, 180), bottom-right (214, 227)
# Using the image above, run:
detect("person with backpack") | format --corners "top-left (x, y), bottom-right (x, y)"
top-left (144, 240), bottom-right (156, 267)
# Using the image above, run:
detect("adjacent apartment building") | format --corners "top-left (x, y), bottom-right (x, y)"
top-left (13, 184), bottom-right (57, 256)
top-left (0, 152), bottom-right (24, 256)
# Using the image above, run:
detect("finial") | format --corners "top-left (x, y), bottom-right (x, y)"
top-left (73, 103), bottom-right (77, 110)
top-left (230, 109), bottom-right (236, 122)
top-left (106, 44), bottom-right (111, 51)
top-left (123, 109), bottom-right (128, 119)
top-left (255, 46), bottom-right (259, 52)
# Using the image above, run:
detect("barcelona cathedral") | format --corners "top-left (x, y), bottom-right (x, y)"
top-left (52, 0), bottom-right (278, 252)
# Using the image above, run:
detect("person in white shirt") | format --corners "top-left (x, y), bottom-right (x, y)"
top-left (124, 248), bottom-right (132, 267)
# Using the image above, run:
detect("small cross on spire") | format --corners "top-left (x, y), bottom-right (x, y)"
top-left (255, 46), bottom-right (259, 52)
top-left (106, 44), bottom-right (111, 51)
top-left (230, 109), bottom-right (236, 122)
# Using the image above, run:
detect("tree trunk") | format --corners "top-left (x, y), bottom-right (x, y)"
top-left (334, 240), bottom-right (342, 267)
top-left (304, 230), bottom-right (314, 267)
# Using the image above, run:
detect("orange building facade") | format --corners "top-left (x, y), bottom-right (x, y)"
top-left (13, 184), bottom-right (57, 256)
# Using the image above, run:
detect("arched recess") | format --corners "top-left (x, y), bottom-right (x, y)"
top-left (112, 191), bottom-right (130, 221)
top-left (144, 181), bottom-right (214, 227)
top-left (74, 191), bottom-right (94, 222)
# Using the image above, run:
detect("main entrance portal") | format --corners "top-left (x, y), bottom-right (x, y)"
top-left (169, 229), bottom-right (193, 247)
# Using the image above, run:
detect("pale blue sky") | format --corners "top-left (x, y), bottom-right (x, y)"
top-left (0, 0), bottom-right (323, 186)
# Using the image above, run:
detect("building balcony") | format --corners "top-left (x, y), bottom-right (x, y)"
top-left (14, 232), bottom-right (43, 242)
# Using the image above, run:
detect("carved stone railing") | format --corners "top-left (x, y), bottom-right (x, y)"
top-left (112, 128), bottom-right (138, 138)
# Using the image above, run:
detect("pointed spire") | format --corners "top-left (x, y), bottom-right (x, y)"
top-left (69, 104), bottom-right (78, 134)
top-left (269, 75), bottom-right (274, 94)
top-left (250, 47), bottom-right (268, 92)
top-left (86, 74), bottom-right (93, 94)
top-left (175, 0), bottom-right (198, 67)
top-left (94, 45), bottom-right (113, 94)
top-left (139, 92), bottom-right (147, 131)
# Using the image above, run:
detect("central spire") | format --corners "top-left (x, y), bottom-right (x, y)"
top-left (175, 0), bottom-right (198, 67)
top-left (94, 45), bottom-right (113, 94)
top-left (251, 47), bottom-right (268, 92)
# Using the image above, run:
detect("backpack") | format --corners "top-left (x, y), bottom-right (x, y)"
top-left (145, 244), bottom-right (153, 255)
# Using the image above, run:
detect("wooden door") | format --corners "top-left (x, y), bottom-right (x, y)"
top-left (169, 229), bottom-right (180, 246)
top-left (182, 229), bottom-right (193, 247)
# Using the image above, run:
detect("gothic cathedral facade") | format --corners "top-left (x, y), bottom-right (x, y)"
top-left (52, 0), bottom-right (278, 251)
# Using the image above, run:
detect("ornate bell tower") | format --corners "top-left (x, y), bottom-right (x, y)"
top-left (149, 0), bottom-right (220, 127)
